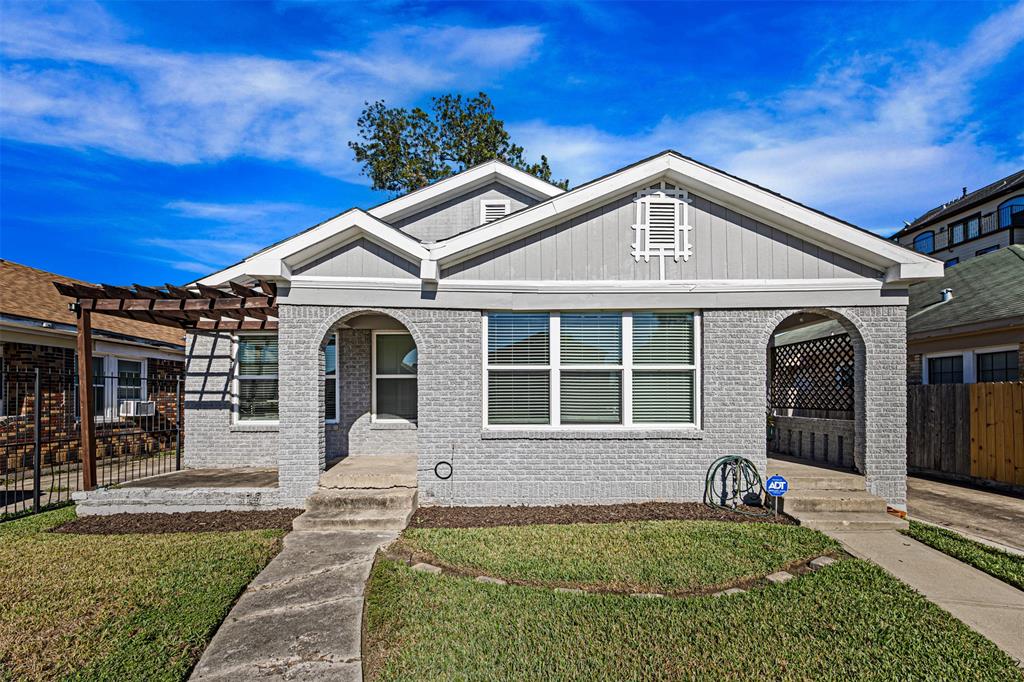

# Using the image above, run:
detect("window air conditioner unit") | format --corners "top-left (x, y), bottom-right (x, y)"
top-left (119, 400), bottom-right (156, 418)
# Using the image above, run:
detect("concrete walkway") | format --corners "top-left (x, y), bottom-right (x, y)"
top-left (190, 529), bottom-right (397, 681)
top-left (908, 476), bottom-right (1024, 554)
top-left (830, 530), bottom-right (1024, 665)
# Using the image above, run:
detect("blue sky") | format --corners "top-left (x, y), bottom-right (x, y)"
top-left (1, 0), bottom-right (1022, 284)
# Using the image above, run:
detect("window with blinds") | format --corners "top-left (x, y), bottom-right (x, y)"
top-left (486, 313), bottom-right (550, 424)
top-left (560, 313), bottom-right (622, 424)
top-left (484, 311), bottom-right (699, 427)
top-left (325, 336), bottom-right (338, 422)
top-left (237, 335), bottom-right (279, 421)
top-left (480, 200), bottom-right (511, 224)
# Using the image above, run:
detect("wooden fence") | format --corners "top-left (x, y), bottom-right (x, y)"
top-left (907, 382), bottom-right (1024, 487)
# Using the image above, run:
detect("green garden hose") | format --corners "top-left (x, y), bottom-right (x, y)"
top-left (703, 455), bottom-right (773, 517)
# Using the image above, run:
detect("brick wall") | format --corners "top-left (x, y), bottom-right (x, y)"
top-left (265, 304), bottom-right (909, 509)
top-left (771, 416), bottom-right (855, 469)
top-left (2, 341), bottom-right (184, 473)
top-left (183, 333), bottom-right (277, 468)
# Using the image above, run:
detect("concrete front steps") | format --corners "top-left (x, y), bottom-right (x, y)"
top-left (292, 455), bottom-right (418, 531)
top-left (768, 456), bottom-right (908, 532)
top-left (292, 488), bottom-right (417, 531)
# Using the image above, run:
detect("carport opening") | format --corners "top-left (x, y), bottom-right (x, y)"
top-left (767, 312), bottom-right (858, 471)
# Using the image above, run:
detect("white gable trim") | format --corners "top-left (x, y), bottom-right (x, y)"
top-left (196, 209), bottom-right (430, 287)
top-left (425, 153), bottom-right (943, 285)
top-left (368, 160), bottom-right (564, 223)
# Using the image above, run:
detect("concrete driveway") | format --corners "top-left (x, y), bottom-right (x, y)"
top-left (907, 476), bottom-right (1024, 554)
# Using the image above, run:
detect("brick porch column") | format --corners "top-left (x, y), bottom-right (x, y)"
top-left (277, 304), bottom-right (326, 503)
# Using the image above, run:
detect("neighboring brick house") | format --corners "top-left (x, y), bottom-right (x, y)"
top-left (177, 151), bottom-right (942, 511)
top-left (905, 245), bottom-right (1023, 386)
top-left (891, 169), bottom-right (1024, 268)
top-left (0, 260), bottom-right (185, 471)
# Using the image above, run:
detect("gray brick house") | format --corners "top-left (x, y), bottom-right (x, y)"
top-left (185, 151), bottom-right (943, 511)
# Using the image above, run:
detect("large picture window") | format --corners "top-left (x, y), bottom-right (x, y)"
top-left (236, 335), bottom-right (279, 421)
top-left (485, 311), bottom-right (700, 427)
top-left (373, 332), bottom-right (417, 422)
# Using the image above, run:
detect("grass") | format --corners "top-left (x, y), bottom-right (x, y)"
top-left (904, 520), bottom-right (1024, 591)
top-left (367, 522), bottom-right (1024, 681)
top-left (399, 520), bottom-right (840, 593)
top-left (0, 507), bottom-right (284, 681)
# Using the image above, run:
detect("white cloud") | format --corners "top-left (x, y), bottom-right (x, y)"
top-left (0, 1), bottom-right (543, 180)
top-left (165, 200), bottom-right (312, 222)
top-left (513, 1), bottom-right (1024, 232)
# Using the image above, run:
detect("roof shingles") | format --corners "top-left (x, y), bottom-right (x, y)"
top-left (0, 260), bottom-right (185, 348)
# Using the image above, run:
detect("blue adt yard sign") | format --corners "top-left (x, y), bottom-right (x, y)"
top-left (765, 475), bottom-right (789, 497)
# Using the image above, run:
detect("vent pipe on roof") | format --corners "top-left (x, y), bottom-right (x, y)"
top-left (962, 186), bottom-right (968, 198)
top-left (941, 287), bottom-right (954, 303)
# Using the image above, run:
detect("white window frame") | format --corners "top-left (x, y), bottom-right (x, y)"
top-left (479, 199), bottom-right (511, 225)
top-left (232, 332), bottom-right (279, 424)
top-left (371, 329), bottom-right (417, 424)
top-left (75, 356), bottom-right (149, 419)
top-left (325, 332), bottom-right (340, 424)
top-left (482, 311), bottom-right (701, 430)
top-left (921, 344), bottom-right (1017, 385)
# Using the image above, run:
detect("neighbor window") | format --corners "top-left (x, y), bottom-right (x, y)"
top-left (943, 257), bottom-right (959, 268)
top-left (236, 335), bottom-right (279, 421)
top-left (977, 351), bottom-right (1019, 383)
top-left (74, 355), bottom-right (145, 420)
top-left (927, 355), bottom-right (963, 385)
top-left (998, 196), bottom-right (1024, 228)
top-left (485, 311), bottom-right (699, 427)
top-left (976, 245), bottom-right (999, 257)
top-left (373, 332), bottom-right (417, 422)
top-left (912, 231), bottom-right (934, 254)
top-left (325, 335), bottom-right (338, 422)
top-left (950, 221), bottom-right (965, 244)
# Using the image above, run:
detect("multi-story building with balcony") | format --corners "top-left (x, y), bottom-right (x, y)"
top-left (892, 169), bottom-right (1024, 267)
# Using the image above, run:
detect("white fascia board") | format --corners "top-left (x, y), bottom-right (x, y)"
top-left (428, 153), bottom-right (944, 283)
top-left (368, 160), bottom-right (564, 223)
top-left (196, 209), bottom-right (429, 287)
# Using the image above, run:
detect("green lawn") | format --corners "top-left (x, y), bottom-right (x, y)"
top-left (0, 507), bottom-right (283, 681)
top-left (367, 521), bottom-right (1023, 681)
top-left (904, 520), bottom-right (1024, 591)
top-left (400, 520), bottom-right (839, 594)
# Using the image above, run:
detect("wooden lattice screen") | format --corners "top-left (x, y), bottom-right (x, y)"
top-left (769, 334), bottom-right (855, 411)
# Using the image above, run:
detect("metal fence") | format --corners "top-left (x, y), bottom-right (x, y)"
top-left (1, 368), bottom-right (183, 520)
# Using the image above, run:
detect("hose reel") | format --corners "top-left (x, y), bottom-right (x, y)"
top-left (703, 455), bottom-right (773, 517)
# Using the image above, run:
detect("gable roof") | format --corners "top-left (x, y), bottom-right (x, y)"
top-left (367, 159), bottom-right (565, 223)
top-left (428, 151), bottom-right (942, 284)
top-left (196, 150), bottom-right (943, 288)
top-left (196, 209), bottom-right (431, 286)
top-left (907, 244), bottom-right (1024, 338)
top-left (893, 168), bottom-right (1024, 238)
top-left (0, 259), bottom-right (185, 348)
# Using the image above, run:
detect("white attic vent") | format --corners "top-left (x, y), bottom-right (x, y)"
top-left (631, 182), bottom-right (693, 280)
top-left (480, 199), bottom-right (511, 225)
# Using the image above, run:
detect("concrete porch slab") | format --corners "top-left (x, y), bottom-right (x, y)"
top-left (320, 455), bottom-right (416, 489)
top-left (118, 468), bottom-right (279, 489)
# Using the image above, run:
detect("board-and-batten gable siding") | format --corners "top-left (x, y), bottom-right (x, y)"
top-left (292, 237), bottom-right (419, 278)
top-left (441, 190), bottom-right (883, 281)
top-left (392, 181), bottom-right (539, 242)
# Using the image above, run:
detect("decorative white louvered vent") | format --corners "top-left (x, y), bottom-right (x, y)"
top-left (480, 200), bottom-right (511, 224)
top-left (631, 182), bottom-right (693, 280)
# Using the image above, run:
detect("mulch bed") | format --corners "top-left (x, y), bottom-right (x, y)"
top-left (408, 502), bottom-right (794, 529)
top-left (51, 509), bottom-right (304, 535)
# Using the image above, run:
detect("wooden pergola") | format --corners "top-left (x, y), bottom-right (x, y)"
top-left (53, 279), bottom-right (278, 490)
